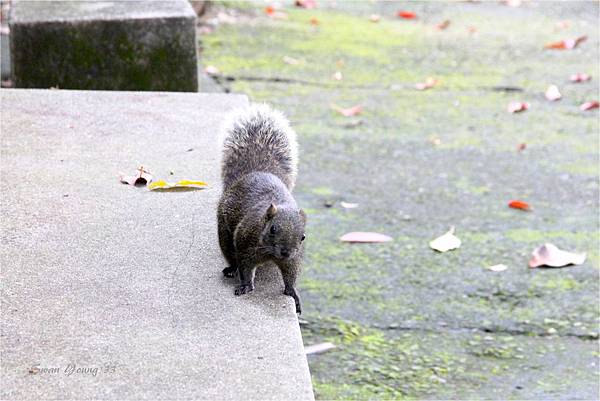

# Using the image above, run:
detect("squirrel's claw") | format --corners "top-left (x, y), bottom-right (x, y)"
top-left (222, 266), bottom-right (237, 278)
top-left (234, 284), bottom-right (254, 296)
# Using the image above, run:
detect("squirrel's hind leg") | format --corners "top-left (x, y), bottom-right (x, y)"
top-left (218, 213), bottom-right (237, 277)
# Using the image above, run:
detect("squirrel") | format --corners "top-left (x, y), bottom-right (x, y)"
top-left (217, 104), bottom-right (306, 314)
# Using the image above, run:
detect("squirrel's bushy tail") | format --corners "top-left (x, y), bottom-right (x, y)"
top-left (221, 104), bottom-right (298, 190)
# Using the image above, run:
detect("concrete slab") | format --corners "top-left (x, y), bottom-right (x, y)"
top-left (9, 1), bottom-right (198, 91)
top-left (0, 89), bottom-right (314, 400)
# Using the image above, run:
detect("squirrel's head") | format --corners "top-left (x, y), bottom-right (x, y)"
top-left (259, 203), bottom-right (306, 260)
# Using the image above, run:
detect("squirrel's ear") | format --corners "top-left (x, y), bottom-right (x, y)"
top-left (266, 203), bottom-right (278, 219)
top-left (299, 209), bottom-right (307, 223)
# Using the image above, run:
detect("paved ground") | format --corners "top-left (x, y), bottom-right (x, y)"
top-left (1, 90), bottom-right (313, 400)
top-left (200, 1), bottom-right (599, 399)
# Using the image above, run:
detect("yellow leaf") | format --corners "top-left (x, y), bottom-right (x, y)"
top-left (148, 179), bottom-right (208, 191)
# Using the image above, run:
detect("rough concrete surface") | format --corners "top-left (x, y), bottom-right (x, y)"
top-left (0, 89), bottom-right (314, 400)
top-left (199, 1), bottom-right (599, 399)
top-left (9, 1), bottom-right (198, 91)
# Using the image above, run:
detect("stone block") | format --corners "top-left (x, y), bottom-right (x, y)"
top-left (9, 1), bottom-right (198, 91)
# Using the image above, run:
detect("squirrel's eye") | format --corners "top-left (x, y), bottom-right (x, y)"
top-left (270, 225), bottom-right (277, 235)
top-left (301, 234), bottom-right (306, 242)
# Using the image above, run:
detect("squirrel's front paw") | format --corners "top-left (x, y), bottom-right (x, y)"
top-left (222, 266), bottom-right (237, 278)
top-left (234, 284), bottom-right (254, 296)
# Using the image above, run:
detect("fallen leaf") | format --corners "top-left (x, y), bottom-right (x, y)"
top-left (119, 166), bottom-right (153, 186)
top-left (544, 85), bottom-right (562, 101)
top-left (148, 180), bottom-right (208, 191)
top-left (332, 71), bottom-right (343, 81)
top-left (569, 73), bottom-right (591, 82)
top-left (340, 232), bottom-right (393, 243)
top-left (528, 243), bottom-right (586, 268)
top-left (467, 26), bottom-right (477, 34)
top-left (204, 65), bottom-right (220, 76)
top-left (415, 77), bottom-right (438, 90)
top-left (341, 119), bottom-right (363, 128)
top-left (305, 342), bottom-right (335, 355)
top-left (397, 10), bottom-right (417, 19)
top-left (517, 143), bottom-right (527, 152)
top-left (428, 136), bottom-right (441, 146)
top-left (508, 200), bottom-right (531, 211)
top-left (429, 227), bottom-right (461, 252)
top-left (486, 264), bottom-right (508, 272)
top-left (580, 101), bottom-right (599, 111)
top-left (332, 104), bottom-right (363, 117)
top-left (265, 6), bottom-right (288, 19)
top-left (507, 101), bottom-right (529, 113)
top-left (370, 14), bottom-right (381, 23)
top-left (310, 17), bottom-right (319, 25)
top-left (544, 35), bottom-right (587, 50)
top-left (283, 56), bottom-right (301, 65)
top-left (504, 0), bottom-right (522, 7)
top-left (295, 0), bottom-right (317, 9)
top-left (340, 201), bottom-right (359, 209)
top-left (436, 20), bottom-right (450, 30)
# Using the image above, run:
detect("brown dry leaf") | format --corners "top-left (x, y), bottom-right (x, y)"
top-left (544, 35), bottom-right (587, 50)
top-left (569, 73), bottom-right (591, 82)
top-left (580, 101), bottom-right (599, 111)
top-left (305, 342), bottom-right (335, 355)
top-left (204, 65), bottom-right (220, 76)
top-left (429, 227), bottom-right (461, 252)
top-left (544, 85), bottom-right (562, 101)
top-left (528, 243), bottom-right (586, 268)
top-left (486, 264), bottom-right (508, 272)
top-left (415, 77), bottom-right (438, 90)
top-left (436, 20), bottom-right (451, 30)
top-left (283, 56), bottom-right (301, 65)
top-left (332, 104), bottom-right (363, 117)
top-left (119, 166), bottom-right (153, 186)
top-left (340, 232), bottom-right (393, 243)
top-left (507, 101), bottom-right (530, 113)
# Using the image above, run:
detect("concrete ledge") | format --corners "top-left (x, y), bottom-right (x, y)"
top-left (0, 89), bottom-right (314, 400)
top-left (9, 1), bottom-right (198, 91)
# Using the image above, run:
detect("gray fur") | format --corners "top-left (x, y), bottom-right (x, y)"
top-left (217, 104), bottom-right (305, 314)
top-left (221, 104), bottom-right (298, 190)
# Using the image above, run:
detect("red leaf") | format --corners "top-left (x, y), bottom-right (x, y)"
top-left (544, 35), bottom-right (587, 50)
top-left (508, 200), bottom-right (531, 211)
top-left (340, 232), bottom-right (393, 243)
top-left (397, 10), bottom-right (417, 19)
top-left (332, 104), bottom-right (363, 117)
top-left (264, 5), bottom-right (275, 15)
top-left (569, 73), bottom-right (591, 82)
top-left (507, 101), bottom-right (529, 113)
top-left (580, 101), bottom-right (599, 111)
top-left (517, 143), bottom-right (527, 152)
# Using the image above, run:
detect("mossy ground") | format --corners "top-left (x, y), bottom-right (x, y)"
top-left (200, 1), bottom-right (599, 399)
